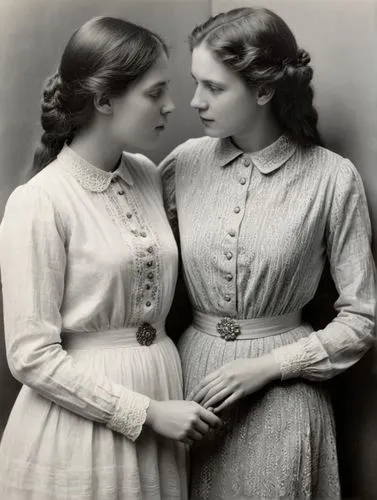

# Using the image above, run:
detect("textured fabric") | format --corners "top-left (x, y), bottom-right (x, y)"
top-left (0, 144), bottom-right (187, 499)
top-left (160, 134), bottom-right (376, 499)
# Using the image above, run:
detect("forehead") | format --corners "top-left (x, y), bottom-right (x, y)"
top-left (138, 52), bottom-right (170, 88)
top-left (191, 44), bottom-right (240, 84)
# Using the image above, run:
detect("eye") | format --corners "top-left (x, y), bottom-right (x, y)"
top-left (148, 88), bottom-right (164, 100)
top-left (206, 83), bottom-right (223, 94)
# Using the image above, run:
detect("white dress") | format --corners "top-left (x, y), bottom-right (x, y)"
top-left (0, 145), bottom-right (187, 499)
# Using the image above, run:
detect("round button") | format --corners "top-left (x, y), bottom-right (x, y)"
top-left (242, 158), bottom-right (250, 167)
top-left (224, 295), bottom-right (231, 302)
top-left (147, 246), bottom-right (154, 253)
top-left (234, 206), bottom-right (241, 214)
top-left (226, 273), bottom-right (233, 281)
top-left (146, 301), bottom-right (152, 307)
top-left (239, 177), bottom-right (247, 185)
top-left (140, 231), bottom-right (147, 238)
top-left (147, 272), bottom-right (154, 280)
top-left (126, 212), bottom-right (132, 219)
top-left (147, 261), bottom-right (153, 267)
top-left (228, 229), bottom-right (236, 237)
top-left (226, 252), bottom-right (233, 260)
top-left (145, 284), bottom-right (151, 290)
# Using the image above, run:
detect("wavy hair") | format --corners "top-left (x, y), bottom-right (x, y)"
top-left (189, 7), bottom-right (321, 146)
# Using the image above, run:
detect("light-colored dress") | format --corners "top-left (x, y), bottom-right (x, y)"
top-left (160, 134), bottom-right (376, 499)
top-left (0, 145), bottom-right (187, 499)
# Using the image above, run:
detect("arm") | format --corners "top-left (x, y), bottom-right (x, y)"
top-left (158, 153), bottom-right (178, 238)
top-left (0, 185), bottom-right (149, 441)
top-left (272, 159), bottom-right (376, 380)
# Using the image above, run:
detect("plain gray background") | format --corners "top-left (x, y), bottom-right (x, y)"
top-left (0, 0), bottom-right (376, 497)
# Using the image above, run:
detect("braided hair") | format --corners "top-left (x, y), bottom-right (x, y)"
top-left (31, 16), bottom-right (167, 176)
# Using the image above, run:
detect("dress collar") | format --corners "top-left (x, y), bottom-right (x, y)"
top-left (214, 134), bottom-right (297, 174)
top-left (57, 144), bottom-right (134, 192)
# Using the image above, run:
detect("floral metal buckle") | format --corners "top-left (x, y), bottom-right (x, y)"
top-left (216, 317), bottom-right (241, 341)
top-left (136, 322), bottom-right (156, 346)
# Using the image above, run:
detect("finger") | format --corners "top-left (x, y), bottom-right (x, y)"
top-left (214, 392), bottom-right (240, 413)
top-left (204, 387), bottom-right (232, 409)
top-left (193, 419), bottom-right (209, 435)
top-left (187, 371), bottom-right (220, 400)
top-left (187, 428), bottom-right (204, 441)
top-left (191, 376), bottom-right (222, 404)
top-left (181, 438), bottom-right (194, 446)
top-left (200, 381), bottom-right (226, 406)
top-left (198, 406), bottom-right (223, 428)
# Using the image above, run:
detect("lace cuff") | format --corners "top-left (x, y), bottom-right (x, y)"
top-left (272, 342), bottom-right (307, 380)
top-left (107, 385), bottom-right (150, 441)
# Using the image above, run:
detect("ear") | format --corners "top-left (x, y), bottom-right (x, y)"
top-left (256, 86), bottom-right (275, 106)
top-left (93, 94), bottom-right (113, 115)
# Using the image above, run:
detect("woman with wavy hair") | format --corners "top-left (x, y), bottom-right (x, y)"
top-left (0, 15), bottom-right (221, 500)
top-left (160, 7), bottom-right (376, 499)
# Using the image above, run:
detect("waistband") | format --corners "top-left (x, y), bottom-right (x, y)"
top-left (192, 310), bottom-right (302, 340)
top-left (61, 320), bottom-right (166, 350)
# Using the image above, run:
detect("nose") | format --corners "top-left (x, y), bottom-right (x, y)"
top-left (190, 87), bottom-right (207, 110)
top-left (161, 94), bottom-right (175, 115)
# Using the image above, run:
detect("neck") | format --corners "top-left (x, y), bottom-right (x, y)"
top-left (231, 112), bottom-right (283, 154)
top-left (69, 124), bottom-right (122, 172)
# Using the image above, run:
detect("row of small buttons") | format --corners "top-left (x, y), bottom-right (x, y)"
top-left (112, 175), bottom-right (156, 310)
top-left (221, 155), bottom-right (251, 307)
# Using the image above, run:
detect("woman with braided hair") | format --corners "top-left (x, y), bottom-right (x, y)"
top-left (160, 6), bottom-right (376, 499)
top-left (0, 15), bottom-right (223, 500)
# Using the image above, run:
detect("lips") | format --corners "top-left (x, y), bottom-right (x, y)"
top-left (200, 116), bottom-right (214, 123)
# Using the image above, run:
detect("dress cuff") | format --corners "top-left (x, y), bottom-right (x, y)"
top-left (107, 385), bottom-right (150, 441)
top-left (272, 342), bottom-right (307, 380)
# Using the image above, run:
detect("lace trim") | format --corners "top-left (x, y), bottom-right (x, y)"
top-left (57, 145), bottom-right (133, 192)
top-left (101, 184), bottom-right (162, 325)
top-left (107, 385), bottom-right (150, 441)
top-left (272, 342), bottom-right (306, 380)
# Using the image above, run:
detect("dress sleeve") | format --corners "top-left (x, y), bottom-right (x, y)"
top-left (158, 152), bottom-right (178, 237)
top-left (272, 160), bottom-right (376, 380)
top-left (0, 185), bottom-right (149, 441)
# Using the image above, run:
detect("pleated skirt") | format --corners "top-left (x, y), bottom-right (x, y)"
top-left (0, 333), bottom-right (188, 500)
top-left (179, 321), bottom-right (340, 500)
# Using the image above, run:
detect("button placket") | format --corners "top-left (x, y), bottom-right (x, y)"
top-left (220, 154), bottom-right (252, 311)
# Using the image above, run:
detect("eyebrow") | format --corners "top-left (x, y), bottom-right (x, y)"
top-left (191, 73), bottom-right (223, 86)
top-left (148, 80), bottom-right (170, 89)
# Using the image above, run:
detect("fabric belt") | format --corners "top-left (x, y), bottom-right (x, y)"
top-left (193, 310), bottom-right (302, 341)
top-left (61, 320), bottom-right (166, 349)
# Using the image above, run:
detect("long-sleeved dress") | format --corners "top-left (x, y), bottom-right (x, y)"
top-left (0, 145), bottom-right (187, 499)
top-left (160, 134), bottom-right (376, 499)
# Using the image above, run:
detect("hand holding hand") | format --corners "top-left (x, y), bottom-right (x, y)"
top-left (145, 399), bottom-right (222, 445)
top-left (187, 354), bottom-right (281, 413)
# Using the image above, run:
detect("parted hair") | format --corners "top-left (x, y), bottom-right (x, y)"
top-left (31, 16), bottom-right (167, 176)
top-left (189, 7), bottom-right (321, 146)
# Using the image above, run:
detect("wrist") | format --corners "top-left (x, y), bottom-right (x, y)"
top-left (145, 399), bottom-right (158, 427)
top-left (264, 353), bottom-right (282, 381)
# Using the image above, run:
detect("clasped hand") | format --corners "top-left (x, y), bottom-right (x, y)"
top-left (187, 354), bottom-right (281, 413)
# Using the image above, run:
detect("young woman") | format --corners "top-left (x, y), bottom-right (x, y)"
top-left (0, 16), bottom-right (220, 500)
top-left (160, 7), bottom-right (376, 499)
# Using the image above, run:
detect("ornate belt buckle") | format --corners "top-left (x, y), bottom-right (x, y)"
top-left (136, 322), bottom-right (156, 346)
top-left (216, 317), bottom-right (241, 341)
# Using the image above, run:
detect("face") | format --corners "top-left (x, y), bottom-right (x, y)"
top-left (110, 51), bottom-right (175, 150)
top-left (190, 44), bottom-right (260, 140)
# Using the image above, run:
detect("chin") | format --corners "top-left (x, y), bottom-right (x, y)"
top-left (204, 128), bottom-right (228, 139)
